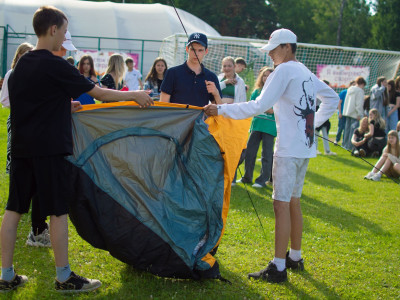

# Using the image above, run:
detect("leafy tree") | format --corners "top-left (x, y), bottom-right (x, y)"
top-left (268, 0), bottom-right (318, 43)
top-left (369, 0), bottom-right (400, 51)
top-left (312, 0), bottom-right (371, 47)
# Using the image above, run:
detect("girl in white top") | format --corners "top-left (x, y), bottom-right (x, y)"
top-left (217, 56), bottom-right (247, 104)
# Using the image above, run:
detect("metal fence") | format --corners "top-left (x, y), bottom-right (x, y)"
top-left (0, 25), bottom-right (163, 78)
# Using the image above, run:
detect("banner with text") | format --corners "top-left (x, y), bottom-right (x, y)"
top-left (316, 65), bottom-right (370, 88)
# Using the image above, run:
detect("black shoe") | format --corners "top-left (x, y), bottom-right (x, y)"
top-left (236, 178), bottom-right (252, 184)
top-left (55, 272), bottom-right (101, 293)
top-left (286, 251), bottom-right (304, 271)
top-left (248, 262), bottom-right (287, 283)
top-left (0, 274), bottom-right (28, 293)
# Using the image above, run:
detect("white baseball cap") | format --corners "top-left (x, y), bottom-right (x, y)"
top-left (261, 28), bottom-right (297, 52)
top-left (62, 31), bottom-right (77, 51)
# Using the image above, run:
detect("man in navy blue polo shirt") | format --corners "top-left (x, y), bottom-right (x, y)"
top-left (160, 33), bottom-right (222, 107)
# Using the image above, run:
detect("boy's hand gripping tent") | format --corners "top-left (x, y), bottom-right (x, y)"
top-left (67, 102), bottom-right (250, 279)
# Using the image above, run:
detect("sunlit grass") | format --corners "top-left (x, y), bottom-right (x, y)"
top-left (0, 108), bottom-right (399, 299)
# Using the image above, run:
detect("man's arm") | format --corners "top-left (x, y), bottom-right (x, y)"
top-left (205, 67), bottom-right (284, 119)
top-left (87, 85), bottom-right (153, 108)
top-left (160, 92), bottom-right (171, 103)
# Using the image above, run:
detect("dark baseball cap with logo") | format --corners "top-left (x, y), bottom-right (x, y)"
top-left (187, 32), bottom-right (208, 49)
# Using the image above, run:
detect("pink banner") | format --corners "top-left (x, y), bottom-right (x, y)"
top-left (316, 65), bottom-right (370, 88)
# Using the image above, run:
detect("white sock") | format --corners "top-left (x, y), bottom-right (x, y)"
top-left (272, 257), bottom-right (286, 271)
top-left (289, 248), bottom-right (302, 261)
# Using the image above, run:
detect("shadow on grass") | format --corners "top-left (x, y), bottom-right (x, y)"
top-left (230, 184), bottom-right (274, 217)
top-left (327, 154), bottom-right (375, 171)
top-left (306, 170), bottom-right (354, 192)
top-left (101, 263), bottom-right (266, 299)
top-left (301, 193), bottom-right (386, 235)
top-left (287, 270), bottom-right (341, 299)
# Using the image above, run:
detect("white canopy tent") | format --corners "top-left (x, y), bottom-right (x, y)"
top-left (0, 0), bottom-right (220, 75)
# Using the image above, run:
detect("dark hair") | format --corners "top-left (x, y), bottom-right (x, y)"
top-left (66, 56), bottom-right (75, 65)
top-left (33, 6), bottom-right (68, 37)
top-left (125, 57), bottom-right (134, 65)
top-left (363, 95), bottom-right (370, 112)
top-left (145, 57), bottom-right (168, 82)
top-left (280, 43), bottom-right (297, 54)
top-left (78, 55), bottom-right (96, 77)
top-left (235, 57), bottom-right (247, 67)
top-left (395, 76), bottom-right (400, 91)
top-left (355, 76), bottom-right (366, 86)
top-left (377, 76), bottom-right (386, 87)
top-left (388, 79), bottom-right (396, 105)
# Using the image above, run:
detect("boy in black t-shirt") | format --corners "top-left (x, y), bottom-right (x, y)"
top-left (0, 6), bottom-right (153, 293)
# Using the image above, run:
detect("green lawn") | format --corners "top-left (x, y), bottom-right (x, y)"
top-left (0, 107), bottom-right (399, 299)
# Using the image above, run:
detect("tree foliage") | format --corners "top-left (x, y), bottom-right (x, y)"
top-left (87, 0), bottom-right (398, 50)
top-left (369, 0), bottom-right (400, 51)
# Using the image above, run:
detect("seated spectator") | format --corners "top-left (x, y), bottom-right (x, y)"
top-left (218, 56), bottom-right (246, 104)
top-left (351, 117), bottom-right (370, 157)
top-left (144, 57), bottom-right (167, 100)
top-left (364, 130), bottom-right (400, 181)
top-left (125, 57), bottom-right (143, 91)
top-left (364, 108), bottom-right (386, 157)
top-left (101, 54), bottom-right (125, 90)
top-left (75, 55), bottom-right (100, 105)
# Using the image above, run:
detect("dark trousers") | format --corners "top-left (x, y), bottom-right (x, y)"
top-left (242, 131), bottom-right (274, 185)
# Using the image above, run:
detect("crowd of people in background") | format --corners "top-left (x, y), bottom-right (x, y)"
top-left (1, 35), bottom-right (400, 187)
top-left (335, 75), bottom-right (400, 181)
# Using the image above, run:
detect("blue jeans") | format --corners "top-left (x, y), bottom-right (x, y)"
top-left (387, 109), bottom-right (398, 132)
top-left (343, 117), bottom-right (359, 150)
top-left (335, 115), bottom-right (346, 143)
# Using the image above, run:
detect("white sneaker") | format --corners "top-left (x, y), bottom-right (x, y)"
top-left (252, 183), bottom-right (264, 188)
top-left (324, 151), bottom-right (337, 156)
top-left (364, 171), bottom-right (375, 180)
top-left (316, 150), bottom-right (321, 155)
top-left (371, 173), bottom-right (381, 181)
top-left (26, 228), bottom-right (51, 247)
top-left (231, 182), bottom-right (236, 187)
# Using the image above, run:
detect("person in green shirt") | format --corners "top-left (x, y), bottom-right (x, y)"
top-left (237, 67), bottom-right (276, 188)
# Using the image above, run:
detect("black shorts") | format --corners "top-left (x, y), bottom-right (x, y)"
top-left (6, 155), bottom-right (72, 218)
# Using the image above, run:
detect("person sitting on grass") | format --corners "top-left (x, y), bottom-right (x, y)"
top-left (364, 108), bottom-right (386, 157)
top-left (364, 130), bottom-right (400, 181)
top-left (0, 5), bottom-right (152, 294)
top-left (351, 117), bottom-right (370, 157)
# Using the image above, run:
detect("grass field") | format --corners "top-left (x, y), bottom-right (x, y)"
top-left (0, 107), bottom-right (399, 299)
